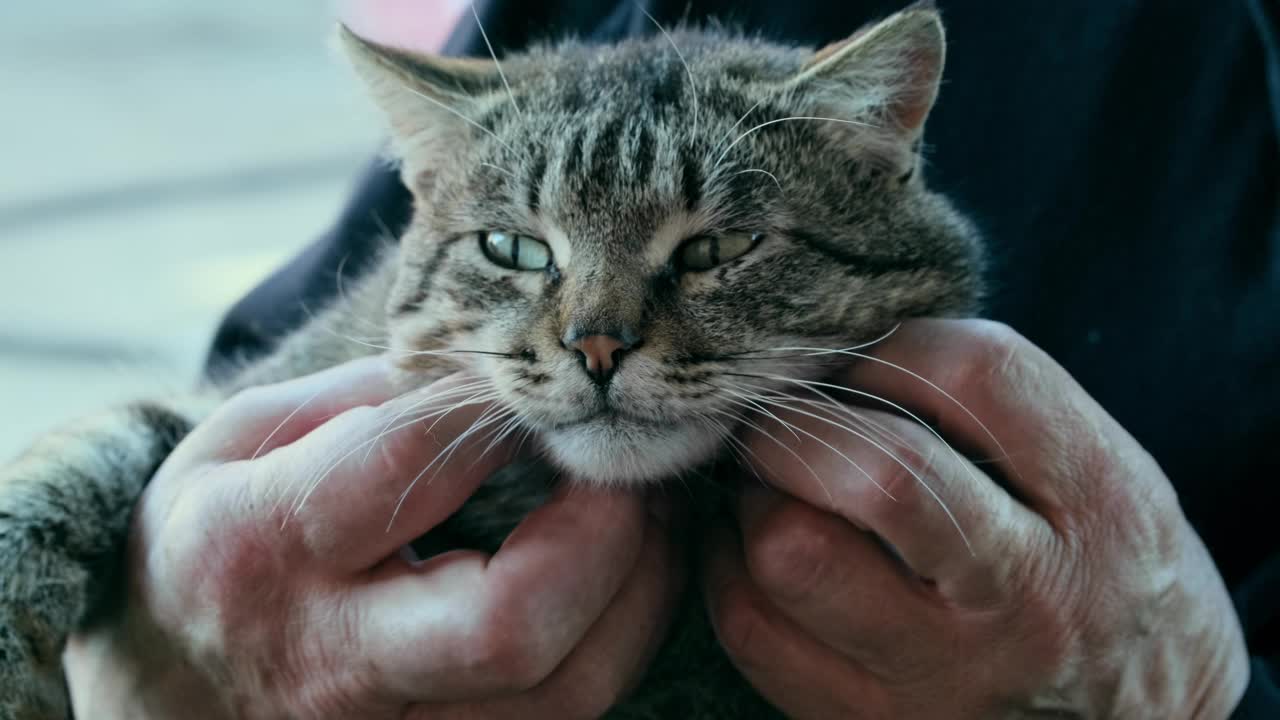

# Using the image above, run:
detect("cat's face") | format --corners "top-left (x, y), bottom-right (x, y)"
top-left (344, 7), bottom-right (982, 484)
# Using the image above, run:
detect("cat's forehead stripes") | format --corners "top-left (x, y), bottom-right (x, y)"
top-left (632, 124), bottom-right (657, 189)
top-left (679, 146), bottom-right (703, 212)
top-left (455, 38), bottom-right (803, 269)
top-left (391, 24), bottom-right (979, 334)
top-left (525, 151), bottom-right (547, 214)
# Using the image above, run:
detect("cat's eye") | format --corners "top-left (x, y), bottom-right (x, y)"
top-left (480, 231), bottom-right (553, 271)
top-left (676, 233), bottom-right (761, 272)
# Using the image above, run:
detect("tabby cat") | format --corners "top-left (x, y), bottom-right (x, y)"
top-left (0, 5), bottom-right (983, 718)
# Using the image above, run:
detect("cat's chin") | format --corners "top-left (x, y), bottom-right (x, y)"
top-left (541, 418), bottom-right (722, 486)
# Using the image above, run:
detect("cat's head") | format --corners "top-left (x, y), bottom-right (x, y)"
top-left (341, 5), bottom-right (982, 485)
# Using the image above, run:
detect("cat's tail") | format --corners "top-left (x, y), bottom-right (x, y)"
top-left (0, 403), bottom-right (192, 720)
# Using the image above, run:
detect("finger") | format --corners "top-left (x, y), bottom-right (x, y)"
top-left (254, 373), bottom-right (517, 571)
top-left (190, 354), bottom-right (405, 462)
top-left (353, 485), bottom-right (648, 703)
top-left (410, 497), bottom-right (686, 719)
top-left (840, 318), bottom-right (1139, 513)
top-left (703, 522), bottom-right (885, 719)
top-left (743, 402), bottom-right (1039, 596)
top-left (737, 485), bottom-right (950, 665)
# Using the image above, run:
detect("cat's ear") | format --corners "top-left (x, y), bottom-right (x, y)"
top-left (338, 25), bottom-right (502, 180)
top-left (791, 3), bottom-right (945, 174)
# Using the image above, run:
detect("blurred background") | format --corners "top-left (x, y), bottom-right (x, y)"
top-left (0, 1), bottom-right (465, 460)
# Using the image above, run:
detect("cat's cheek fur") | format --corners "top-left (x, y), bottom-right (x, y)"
top-left (542, 421), bottom-right (723, 484)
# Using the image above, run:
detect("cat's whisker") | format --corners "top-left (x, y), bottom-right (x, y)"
top-left (718, 324), bottom-right (901, 360)
top-left (449, 407), bottom-right (514, 471)
top-left (705, 406), bottom-right (834, 506)
top-left (721, 387), bottom-right (894, 501)
top-left (717, 98), bottom-right (765, 155)
top-left (795, 394), bottom-right (917, 455)
top-left (713, 115), bottom-right (877, 169)
top-left (638, 5), bottom-right (698, 141)
top-left (700, 406), bottom-right (788, 486)
top-left (401, 85), bottom-right (520, 157)
top-left (479, 161), bottom-right (516, 177)
top-left (729, 369), bottom-right (976, 476)
top-left (359, 379), bottom-right (495, 464)
top-left (670, 470), bottom-right (697, 502)
top-left (468, 413), bottom-right (526, 470)
top-left (293, 394), bottom-right (506, 525)
top-left (755, 391), bottom-right (973, 556)
top-left (728, 379), bottom-right (974, 551)
top-left (735, 345), bottom-right (1017, 477)
top-left (250, 385), bottom-right (328, 462)
top-left (470, 2), bottom-right (522, 118)
top-left (850, 351), bottom-right (1019, 478)
top-left (368, 209), bottom-right (400, 245)
top-left (718, 388), bottom-right (801, 442)
top-left (418, 403), bottom-right (513, 479)
top-left (716, 428), bottom-right (767, 486)
top-left (387, 405), bottom-right (515, 530)
top-left (706, 406), bottom-right (808, 492)
top-left (696, 379), bottom-right (834, 487)
top-left (283, 389), bottom-right (501, 523)
top-left (509, 422), bottom-right (538, 460)
top-left (730, 376), bottom-right (917, 455)
top-left (309, 328), bottom-right (518, 360)
top-left (727, 370), bottom-right (985, 554)
top-left (732, 168), bottom-right (783, 193)
top-left (262, 382), bottom-right (425, 513)
top-left (282, 393), bottom-right (502, 522)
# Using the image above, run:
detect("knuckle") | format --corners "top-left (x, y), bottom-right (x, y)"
top-left (966, 318), bottom-right (1025, 352)
top-left (857, 451), bottom-right (926, 530)
top-left (372, 421), bottom-right (416, 482)
top-left (953, 320), bottom-right (1029, 387)
top-left (208, 520), bottom-right (283, 604)
top-left (743, 502), bottom-right (836, 604)
top-left (1000, 538), bottom-right (1080, 667)
top-left (1016, 590), bottom-right (1078, 672)
top-left (468, 608), bottom-right (560, 692)
top-left (476, 642), bottom-right (555, 693)
top-left (184, 481), bottom-right (294, 607)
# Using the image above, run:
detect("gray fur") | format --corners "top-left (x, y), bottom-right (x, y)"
top-left (0, 6), bottom-right (983, 718)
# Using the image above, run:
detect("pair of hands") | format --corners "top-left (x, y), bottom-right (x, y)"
top-left (64, 320), bottom-right (1249, 719)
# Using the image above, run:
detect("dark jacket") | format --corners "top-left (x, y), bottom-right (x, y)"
top-left (208, 2), bottom-right (1280, 715)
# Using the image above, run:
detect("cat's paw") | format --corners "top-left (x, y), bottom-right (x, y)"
top-left (0, 602), bottom-right (73, 720)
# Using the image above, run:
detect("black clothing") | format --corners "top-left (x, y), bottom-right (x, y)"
top-left (208, 2), bottom-right (1280, 715)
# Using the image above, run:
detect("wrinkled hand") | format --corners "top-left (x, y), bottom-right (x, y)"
top-left (705, 320), bottom-right (1248, 719)
top-left (65, 357), bottom-right (682, 719)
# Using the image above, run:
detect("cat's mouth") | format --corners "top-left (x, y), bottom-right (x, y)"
top-left (549, 407), bottom-right (666, 431)
top-left (538, 411), bottom-right (722, 485)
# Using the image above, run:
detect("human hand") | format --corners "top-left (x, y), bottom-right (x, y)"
top-left (704, 319), bottom-right (1249, 719)
top-left (65, 356), bottom-right (683, 719)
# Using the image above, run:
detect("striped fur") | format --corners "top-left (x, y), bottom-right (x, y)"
top-left (0, 6), bottom-right (982, 718)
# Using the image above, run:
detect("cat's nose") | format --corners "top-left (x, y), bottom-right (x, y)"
top-left (563, 331), bottom-right (638, 385)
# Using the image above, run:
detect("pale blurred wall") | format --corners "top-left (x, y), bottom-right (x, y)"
top-left (0, 2), bottom-right (466, 461)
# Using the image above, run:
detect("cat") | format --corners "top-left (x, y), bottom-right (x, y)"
top-left (0, 4), bottom-right (983, 718)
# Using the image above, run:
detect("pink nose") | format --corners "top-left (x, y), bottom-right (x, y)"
top-left (566, 334), bottom-right (628, 384)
